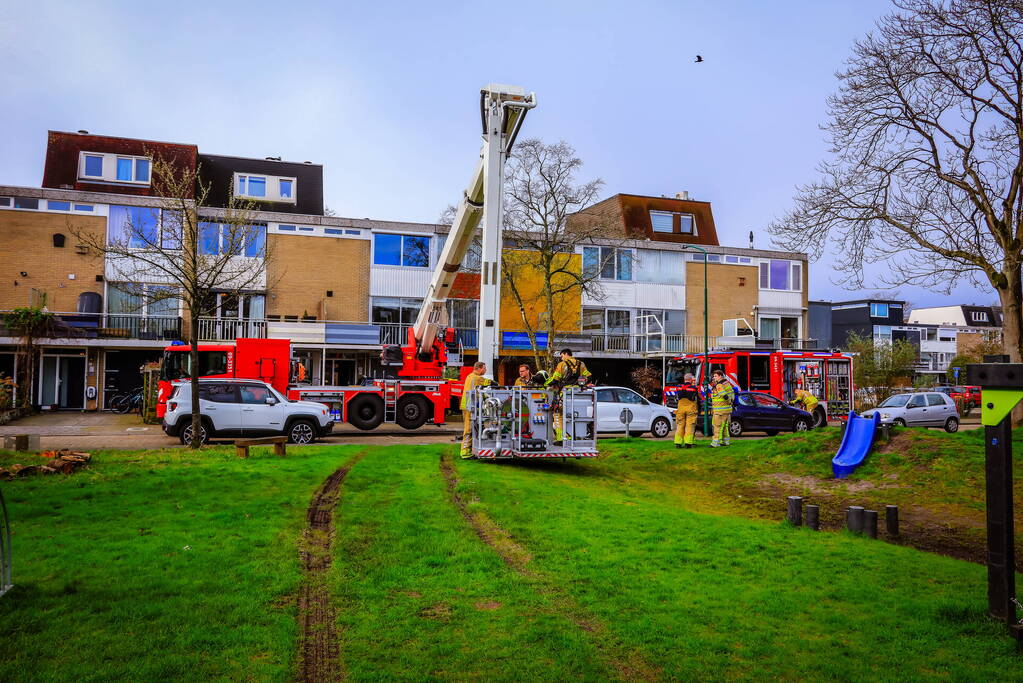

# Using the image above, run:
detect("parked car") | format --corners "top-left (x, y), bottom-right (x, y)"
top-left (163, 378), bottom-right (335, 445)
top-left (594, 386), bottom-right (674, 438)
top-left (861, 391), bottom-right (960, 432)
top-left (963, 385), bottom-right (982, 407)
top-left (695, 391), bottom-right (814, 437)
top-left (933, 385), bottom-right (976, 412)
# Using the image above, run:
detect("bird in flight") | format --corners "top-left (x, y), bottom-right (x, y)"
top-left (695, 55), bottom-right (704, 63)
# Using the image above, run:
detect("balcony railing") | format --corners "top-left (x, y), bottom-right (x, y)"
top-left (197, 318), bottom-right (268, 342)
top-left (0, 311), bottom-right (182, 341)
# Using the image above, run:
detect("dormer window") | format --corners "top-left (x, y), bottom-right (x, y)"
top-left (971, 310), bottom-right (988, 322)
top-left (234, 173), bottom-right (296, 203)
top-left (649, 210), bottom-right (696, 235)
top-left (78, 152), bottom-right (151, 185)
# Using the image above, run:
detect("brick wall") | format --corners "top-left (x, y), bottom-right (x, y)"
top-left (685, 263), bottom-right (760, 338)
top-left (0, 211), bottom-right (105, 311)
top-left (266, 235), bottom-right (370, 321)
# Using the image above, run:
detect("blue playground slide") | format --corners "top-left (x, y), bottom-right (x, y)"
top-left (832, 411), bottom-right (880, 479)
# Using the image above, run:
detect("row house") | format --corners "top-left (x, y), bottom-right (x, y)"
top-left (0, 131), bottom-right (812, 408)
top-left (812, 299), bottom-right (959, 376)
top-left (908, 304), bottom-right (1004, 363)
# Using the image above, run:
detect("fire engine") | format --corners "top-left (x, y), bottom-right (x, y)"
top-left (157, 85), bottom-right (537, 433)
top-left (663, 348), bottom-right (854, 427)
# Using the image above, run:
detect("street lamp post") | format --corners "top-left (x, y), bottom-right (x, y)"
top-left (680, 243), bottom-right (710, 436)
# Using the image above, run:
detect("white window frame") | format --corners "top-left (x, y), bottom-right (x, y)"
top-left (233, 172), bottom-right (298, 203)
top-left (870, 302), bottom-right (889, 318)
top-left (648, 209), bottom-right (697, 235)
top-left (77, 151), bottom-right (151, 186)
top-left (758, 259), bottom-right (803, 292)
top-left (971, 311), bottom-right (988, 322)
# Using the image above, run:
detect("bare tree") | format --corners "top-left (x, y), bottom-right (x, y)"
top-left (501, 139), bottom-right (608, 373)
top-left (72, 155), bottom-right (272, 448)
top-left (769, 0), bottom-right (1023, 362)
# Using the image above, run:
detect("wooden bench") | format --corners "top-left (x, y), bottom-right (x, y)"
top-left (234, 436), bottom-right (288, 459)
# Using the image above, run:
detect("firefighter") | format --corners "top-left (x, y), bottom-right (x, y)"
top-left (460, 361), bottom-right (492, 459)
top-left (789, 387), bottom-right (820, 418)
top-left (709, 369), bottom-right (735, 448)
top-left (673, 373), bottom-right (700, 449)
top-left (514, 363), bottom-right (533, 387)
top-left (544, 349), bottom-right (592, 443)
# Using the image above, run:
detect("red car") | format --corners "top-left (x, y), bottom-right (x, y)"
top-left (935, 386), bottom-right (977, 410)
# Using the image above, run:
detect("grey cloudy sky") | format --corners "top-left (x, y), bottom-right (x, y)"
top-left (0, 0), bottom-right (992, 308)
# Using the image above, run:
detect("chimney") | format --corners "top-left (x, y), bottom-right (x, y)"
top-left (675, 191), bottom-right (690, 200)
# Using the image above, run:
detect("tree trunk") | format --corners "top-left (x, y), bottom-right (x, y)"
top-left (189, 314), bottom-right (201, 449)
top-left (997, 266), bottom-right (1023, 363)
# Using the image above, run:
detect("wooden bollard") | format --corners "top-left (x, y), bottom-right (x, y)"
top-left (846, 506), bottom-right (865, 534)
top-left (885, 505), bottom-right (899, 537)
top-left (864, 510), bottom-right (878, 538)
top-left (786, 496), bottom-right (803, 526)
top-left (805, 504), bottom-right (820, 531)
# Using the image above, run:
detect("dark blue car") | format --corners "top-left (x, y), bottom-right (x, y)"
top-left (697, 390), bottom-right (814, 437)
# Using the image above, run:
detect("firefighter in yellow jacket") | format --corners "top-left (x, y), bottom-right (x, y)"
top-left (789, 388), bottom-right (820, 419)
top-left (544, 349), bottom-right (592, 442)
top-left (709, 369), bottom-right (735, 448)
top-left (673, 373), bottom-right (700, 449)
top-left (460, 361), bottom-right (492, 458)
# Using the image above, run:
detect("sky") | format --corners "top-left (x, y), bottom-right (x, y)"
top-left (0, 0), bottom-right (995, 308)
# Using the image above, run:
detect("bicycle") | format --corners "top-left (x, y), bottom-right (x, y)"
top-left (109, 387), bottom-right (143, 414)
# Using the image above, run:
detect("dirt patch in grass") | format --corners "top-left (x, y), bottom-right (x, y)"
top-left (297, 452), bottom-right (365, 683)
top-left (474, 600), bottom-right (502, 611)
top-left (440, 452), bottom-right (659, 682)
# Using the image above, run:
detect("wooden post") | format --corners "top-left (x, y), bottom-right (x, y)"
top-left (846, 506), bottom-right (864, 534)
top-left (885, 505), bottom-right (899, 537)
top-left (864, 510), bottom-right (878, 539)
top-left (805, 504), bottom-right (820, 531)
top-left (786, 496), bottom-right (803, 526)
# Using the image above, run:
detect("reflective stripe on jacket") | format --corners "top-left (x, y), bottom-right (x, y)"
top-left (461, 373), bottom-right (490, 410)
top-left (710, 381), bottom-right (734, 412)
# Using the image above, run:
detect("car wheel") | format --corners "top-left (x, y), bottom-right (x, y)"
top-left (179, 421), bottom-right (209, 446)
top-left (764, 430), bottom-right (779, 436)
top-left (812, 407), bottom-right (827, 428)
top-left (944, 416), bottom-right (959, 433)
top-left (288, 419), bottom-right (317, 444)
top-left (793, 418), bottom-right (810, 432)
top-left (650, 417), bottom-right (671, 439)
top-left (728, 418), bottom-right (743, 437)
top-left (893, 418), bottom-right (907, 427)
top-left (396, 395), bottom-right (430, 430)
top-left (347, 394), bottom-right (385, 431)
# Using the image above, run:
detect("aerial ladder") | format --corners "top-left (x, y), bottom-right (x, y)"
top-left (384, 84), bottom-right (537, 379)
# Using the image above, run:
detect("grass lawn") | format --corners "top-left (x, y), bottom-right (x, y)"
top-left (0, 432), bottom-right (1021, 680)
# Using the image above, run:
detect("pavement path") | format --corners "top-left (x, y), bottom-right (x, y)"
top-left (0, 411), bottom-right (983, 451)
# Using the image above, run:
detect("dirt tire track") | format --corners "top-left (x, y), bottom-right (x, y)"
top-left (439, 451), bottom-right (660, 682)
top-left (297, 452), bottom-right (365, 683)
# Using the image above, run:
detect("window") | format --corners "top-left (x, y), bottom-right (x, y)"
top-left (926, 393), bottom-right (946, 407)
top-left (906, 395), bottom-right (926, 409)
top-left (596, 388), bottom-right (616, 403)
top-left (78, 153), bottom-right (149, 184)
top-left (108, 205), bottom-right (161, 248)
top-left (971, 311), bottom-right (989, 322)
top-left (234, 173), bottom-right (296, 202)
top-left (0, 197), bottom-right (10, 206)
top-left (636, 250), bottom-right (684, 284)
top-left (870, 303), bottom-right (889, 318)
top-left (108, 282), bottom-right (180, 317)
top-left (874, 325), bottom-right (892, 342)
top-left (278, 224), bottom-right (297, 231)
top-left (583, 246), bottom-right (632, 281)
top-left (83, 155), bottom-right (103, 177)
top-left (648, 210), bottom-right (696, 235)
top-left (345, 229), bottom-right (361, 235)
top-left (198, 383), bottom-right (240, 403)
top-left (759, 260), bottom-right (800, 290)
top-left (447, 299), bottom-right (478, 328)
top-left (239, 383), bottom-right (273, 404)
top-left (650, 211), bottom-right (673, 233)
top-left (74, 204), bottom-right (93, 211)
top-left (325, 228), bottom-right (343, 235)
top-left (199, 222), bottom-right (266, 257)
top-left (13, 197), bottom-right (39, 210)
top-left (938, 330), bottom-right (956, 342)
top-left (371, 296), bottom-right (422, 324)
top-left (753, 394), bottom-right (783, 408)
top-left (47, 200), bottom-right (70, 211)
top-left (373, 233), bottom-right (431, 267)
top-left (616, 389), bottom-right (645, 404)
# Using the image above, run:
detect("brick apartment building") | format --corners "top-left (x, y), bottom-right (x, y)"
top-left (0, 132), bottom-right (812, 409)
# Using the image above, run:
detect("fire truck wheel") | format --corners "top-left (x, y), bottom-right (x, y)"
top-left (728, 419), bottom-right (744, 437)
top-left (650, 417), bottom-right (671, 438)
top-left (812, 407), bottom-right (827, 428)
top-left (348, 394), bottom-right (385, 431)
top-left (396, 396), bottom-right (430, 430)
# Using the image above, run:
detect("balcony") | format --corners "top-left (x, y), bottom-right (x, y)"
top-left (195, 318), bottom-right (479, 349)
top-left (0, 311), bottom-right (182, 342)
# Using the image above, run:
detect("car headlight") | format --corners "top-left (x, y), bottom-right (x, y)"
top-left (880, 412), bottom-right (891, 420)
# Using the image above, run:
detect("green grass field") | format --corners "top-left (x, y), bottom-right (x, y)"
top-left (0, 432), bottom-right (1021, 680)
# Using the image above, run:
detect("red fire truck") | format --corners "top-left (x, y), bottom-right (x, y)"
top-left (663, 348), bottom-right (854, 427)
top-left (156, 334), bottom-right (467, 430)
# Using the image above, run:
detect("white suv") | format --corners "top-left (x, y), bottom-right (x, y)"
top-left (163, 379), bottom-right (334, 445)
